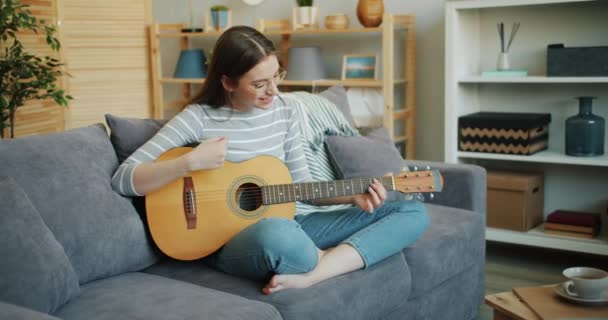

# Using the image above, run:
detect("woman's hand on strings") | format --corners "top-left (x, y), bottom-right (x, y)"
top-left (352, 178), bottom-right (387, 214)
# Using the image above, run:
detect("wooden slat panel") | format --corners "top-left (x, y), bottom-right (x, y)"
top-left (12, 102), bottom-right (64, 137)
top-left (65, 47), bottom-right (148, 70)
top-left (62, 21), bottom-right (147, 48)
top-left (69, 94), bottom-right (151, 129)
top-left (63, 0), bottom-right (145, 21)
top-left (60, 0), bottom-right (152, 129)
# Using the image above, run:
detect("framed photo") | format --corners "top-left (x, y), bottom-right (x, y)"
top-left (341, 54), bottom-right (378, 80)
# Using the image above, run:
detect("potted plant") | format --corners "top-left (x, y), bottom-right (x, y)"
top-left (0, 0), bottom-right (72, 139)
top-left (294, 0), bottom-right (318, 28)
top-left (210, 5), bottom-right (230, 30)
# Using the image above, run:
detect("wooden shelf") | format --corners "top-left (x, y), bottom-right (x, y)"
top-left (281, 78), bottom-right (406, 88)
top-left (459, 76), bottom-right (608, 84)
top-left (157, 31), bottom-right (224, 38)
top-left (157, 26), bottom-right (409, 38)
top-left (158, 78), bottom-right (407, 87)
top-left (263, 26), bottom-right (394, 36)
top-left (150, 13), bottom-right (417, 158)
top-left (160, 78), bottom-right (206, 84)
top-left (487, 225), bottom-right (608, 256)
top-left (457, 150), bottom-right (608, 167)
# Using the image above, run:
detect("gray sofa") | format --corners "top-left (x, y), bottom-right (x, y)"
top-left (0, 123), bottom-right (486, 320)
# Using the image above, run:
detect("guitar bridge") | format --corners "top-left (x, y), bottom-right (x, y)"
top-left (183, 177), bottom-right (197, 229)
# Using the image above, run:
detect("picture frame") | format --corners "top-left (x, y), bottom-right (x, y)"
top-left (341, 54), bottom-right (378, 80)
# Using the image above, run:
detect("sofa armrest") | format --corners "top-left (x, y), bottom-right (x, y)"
top-left (403, 160), bottom-right (486, 214)
top-left (0, 301), bottom-right (62, 320)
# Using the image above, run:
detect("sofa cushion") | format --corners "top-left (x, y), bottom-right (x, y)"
top-left (145, 253), bottom-right (411, 320)
top-left (0, 176), bottom-right (80, 314)
top-left (0, 301), bottom-right (63, 320)
top-left (325, 127), bottom-right (406, 179)
top-left (53, 273), bottom-right (281, 320)
top-left (402, 203), bottom-right (485, 299)
top-left (104, 114), bottom-right (167, 163)
top-left (0, 124), bottom-right (158, 284)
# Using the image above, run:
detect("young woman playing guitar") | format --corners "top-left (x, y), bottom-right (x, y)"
top-left (111, 26), bottom-right (429, 295)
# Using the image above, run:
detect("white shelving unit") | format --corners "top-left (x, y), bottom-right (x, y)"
top-left (445, 0), bottom-right (608, 255)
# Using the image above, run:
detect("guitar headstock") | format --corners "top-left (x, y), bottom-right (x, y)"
top-left (394, 169), bottom-right (443, 194)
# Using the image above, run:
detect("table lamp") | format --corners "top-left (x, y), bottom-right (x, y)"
top-left (174, 49), bottom-right (207, 78)
top-left (285, 47), bottom-right (326, 80)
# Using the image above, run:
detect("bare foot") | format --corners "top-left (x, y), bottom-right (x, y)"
top-left (262, 249), bottom-right (326, 295)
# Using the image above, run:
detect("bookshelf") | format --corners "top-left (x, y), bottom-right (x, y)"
top-left (148, 13), bottom-right (416, 159)
top-left (445, 0), bottom-right (608, 255)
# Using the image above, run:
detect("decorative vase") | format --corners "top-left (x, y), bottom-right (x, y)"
top-left (211, 10), bottom-right (228, 29)
top-left (357, 0), bottom-right (384, 28)
top-left (293, 6), bottom-right (319, 29)
top-left (565, 96), bottom-right (605, 156)
top-left (325, 14), bottom-right (350, 30)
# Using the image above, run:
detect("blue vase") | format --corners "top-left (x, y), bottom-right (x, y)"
top-left (211, 10), bottom-right (228, 29)
top-left (565, 96), bottom-right (605, 156)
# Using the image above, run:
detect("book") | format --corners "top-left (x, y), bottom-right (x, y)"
top-left (512, 286), bottom-right (608, 319)
top-left (543, 229), bottom-right (595, 239)
top-left (481, 69), bottom-right (528, 77)
top-left (546, 210), bottom-right (601, 228)
top-left (543, 222), bottom-right (596, 235)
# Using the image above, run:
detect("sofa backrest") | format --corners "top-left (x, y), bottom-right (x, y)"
top-left (0, 124), bottom-right (158, 285)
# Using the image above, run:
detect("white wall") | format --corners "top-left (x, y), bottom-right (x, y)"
top-left (152, 0), bottom-right (447, 161)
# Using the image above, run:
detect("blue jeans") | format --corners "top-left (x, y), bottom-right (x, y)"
top-left (205, 200), bottom-right (429, 281)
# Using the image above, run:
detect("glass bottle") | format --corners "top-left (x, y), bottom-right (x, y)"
top-left (565, 96), bottom-right (605, 156)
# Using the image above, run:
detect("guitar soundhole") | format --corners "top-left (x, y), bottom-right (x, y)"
top-left (236, 183), bottom-right (263, 212)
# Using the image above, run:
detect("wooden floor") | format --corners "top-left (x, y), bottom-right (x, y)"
top-left (477, 241), bottom-right (608, 320)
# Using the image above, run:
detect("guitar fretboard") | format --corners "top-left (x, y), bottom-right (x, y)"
top-left (260, 177), bottom-right (395, 205)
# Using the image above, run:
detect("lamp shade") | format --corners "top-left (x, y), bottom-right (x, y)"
top-left (174, 49), bottom-right (207, 78)
top-left (285, 47), bottom-right (326, 81)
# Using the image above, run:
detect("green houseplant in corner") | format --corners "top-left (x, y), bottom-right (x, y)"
top-left (0, 0), bottom-right (72, 138)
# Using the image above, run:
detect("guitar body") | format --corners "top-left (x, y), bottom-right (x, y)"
top-left (145, 147), bottom-right (295, 260)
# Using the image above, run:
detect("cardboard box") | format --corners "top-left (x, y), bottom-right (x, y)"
top-left (487, 171), bottom-right (544, 231)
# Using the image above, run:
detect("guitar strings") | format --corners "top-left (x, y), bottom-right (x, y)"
top-left (178, 177), bottom-right (394, 195)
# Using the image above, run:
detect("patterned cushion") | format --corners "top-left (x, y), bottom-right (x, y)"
top-left (280, 92), bottom-right (360, 214)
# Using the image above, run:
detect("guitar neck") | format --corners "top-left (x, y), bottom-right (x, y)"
top-left (261, 177), bottom-right (395, 205)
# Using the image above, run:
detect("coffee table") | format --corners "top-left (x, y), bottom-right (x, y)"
top-left (485, 291), bottom-right (540, 320)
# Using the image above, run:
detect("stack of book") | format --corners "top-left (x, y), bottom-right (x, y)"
top-left (543, 210), bottom-right (601, 239)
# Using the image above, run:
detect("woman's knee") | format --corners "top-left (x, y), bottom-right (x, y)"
top-left (248, 218), bottom-right (318, 273)
top-left (394, 200), bottom-right (430, 230)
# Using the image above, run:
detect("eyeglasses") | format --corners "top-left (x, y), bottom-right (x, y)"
top-left (250, 70), bottom-right (287, 92)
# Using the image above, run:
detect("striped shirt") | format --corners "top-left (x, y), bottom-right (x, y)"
top-left (111, 100), bottom-right (313, 214)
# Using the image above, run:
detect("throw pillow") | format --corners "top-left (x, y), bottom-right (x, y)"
top-left (105, 114), bottom-right (168, 163)
top-left (0, 176), bottom-right (80, 314)
top-left (0, 124), bottom-right (158, 284)
top-left (318, 85), bottom-right (356, 126)
top-left (326, 127), bottom-right (405, 179)
top-left (325, 127), bottom-right (407, 201)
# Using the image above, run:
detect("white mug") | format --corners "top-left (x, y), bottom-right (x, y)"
top-left (562, 267), bottom-right (608, 299)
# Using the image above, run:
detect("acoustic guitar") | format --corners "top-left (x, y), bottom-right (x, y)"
top-left (145, 147), bottom-right (443, 260)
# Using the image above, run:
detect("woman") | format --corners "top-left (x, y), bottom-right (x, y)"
top-left (111, 26), bottom-right (429, 295)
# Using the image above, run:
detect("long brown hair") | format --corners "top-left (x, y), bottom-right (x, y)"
top-left (189, 26), bottom-right (277, 108)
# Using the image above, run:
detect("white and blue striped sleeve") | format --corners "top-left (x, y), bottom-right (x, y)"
top-left (111, 105), bottom-right (205, 196)
top-left (283, 109), bottom-right (312, 184)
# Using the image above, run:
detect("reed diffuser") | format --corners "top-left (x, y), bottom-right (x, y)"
top-left (496, 22), bottom-right (520, 70)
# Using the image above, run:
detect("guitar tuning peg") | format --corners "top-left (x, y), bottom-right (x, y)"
top-left (412, 166), bottom-right (419, 172)
top-left (425, 166), bottom-right (431, 171)
top-left (429, 193), bottom-right (434, 200)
